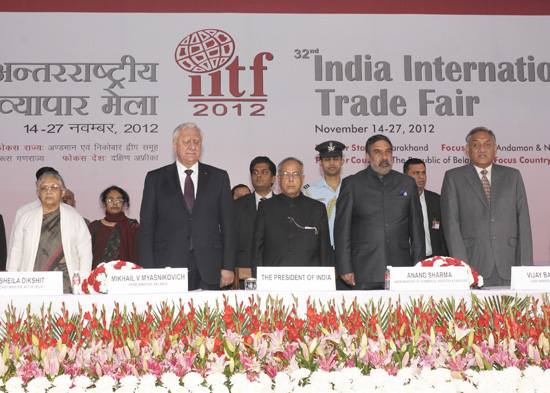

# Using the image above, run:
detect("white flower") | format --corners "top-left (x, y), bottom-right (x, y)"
top-left (27, 377), bottom-right (52, 392)
top-left (151, 387), bottom-right (169, 393)
top-left (68, 387), bottom-right (87, 393)
top-left (73, 376), bottom-right (93, 388)
top-left (367, 368), bottom-right (390, 387)
top-left (52, 375), bottom-right (73, 390)
top-left (188, 386), bottom-right (210, 393)
top-left (139, 374), bottom-right (158, 387)
top-left (211, 384), bottom-right (230, 393)
top-left (205, 373), bottom-right (227, 387)
top-left (96, 375), bottom-right (117, 390)
top-left (114, 387), bottom-right (136, 393)
top-left (161, 372), bottom-right (181, 389)
top-left (5, 377), bottom-right (24, 391)
top-left (182, 372), bottom-right (205, 387)
top-left (229, 373), bottom-right (249, 387)
top-left (257, 372), bottom-right (273, 389)
top-left (119, 376), bottom-right (140, 390)
top-left (289, 368), bottom-right (311, 382)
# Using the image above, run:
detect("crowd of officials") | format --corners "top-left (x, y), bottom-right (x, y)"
top-left (1, 123), bottom-right (533, 291)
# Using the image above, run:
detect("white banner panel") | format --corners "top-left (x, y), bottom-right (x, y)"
top-left (107, 268), bottom-right (188, 294)
top-left (0, 271), bottom-right (63, 296)
top-left (1, 13), bottom-right (550, 264)
top-left (511, 266), bottom-right (550, 290)
top-left (257, 266), bottom-right (336, 291)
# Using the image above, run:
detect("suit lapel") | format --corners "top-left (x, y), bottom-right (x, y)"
top-left (464, 164), bottom-right (490, 209)
top-left (165, 163), bottom-right (188, 211)
top-left (195, 162), bottom-right (208, 211)
top-left (246, 194), bottom-right (257, 220)
top-left (490, 164), bottom-right (503, 206)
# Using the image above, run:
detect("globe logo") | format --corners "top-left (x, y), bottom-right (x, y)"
top-left (175, 29), bottom-right (235, 73)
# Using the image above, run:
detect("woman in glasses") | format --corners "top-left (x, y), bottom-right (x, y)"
top-left (7, 171), bottom-right (92, 293)
top-left (88, 186), bottom-right (139, 269)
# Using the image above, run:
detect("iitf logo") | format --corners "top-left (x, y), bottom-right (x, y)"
top-left (175, 29), bottom-right (274, 117)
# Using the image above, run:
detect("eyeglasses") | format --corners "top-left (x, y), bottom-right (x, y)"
top-left (39, 185), bottom-right (61, 192)
top-left (252, 169), bottom-right (271, 176)
top-left (280, 172), bottom-right (302, 179)
top-left (106, 198), bottom-right (124, 205)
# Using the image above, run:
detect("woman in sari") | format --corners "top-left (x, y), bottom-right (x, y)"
top-left (7, 172), bottom-right (92, 293)
top-left (88, 186), bottom-right (139, 269)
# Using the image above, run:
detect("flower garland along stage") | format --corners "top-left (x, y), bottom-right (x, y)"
top-left (1, 294), bottom-right (549, 392)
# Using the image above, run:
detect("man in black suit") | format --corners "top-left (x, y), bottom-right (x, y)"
top-left (404, 158), bottom-right (448, 258)
top-left (234, 157), bottom-right (276, 273)
top-left (335, 135), bottom-right (425, 290)
top-left (138, 122), bottom-right (237, 290)
top-left (251, 157), bottom-right (332, 277)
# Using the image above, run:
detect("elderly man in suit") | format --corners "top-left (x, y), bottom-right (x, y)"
top-left (404, 158), bottom-right (447, 257)
top-left (138, 122), bottom-right (237, 290)
top-left (441, 126), bottom-right (533, 287)
top-left (234, 157), bottom-right (276, 274)
top-left (335, 135), bottom-right (425, 290)
top-left (251, 157), bottom-right (332, 278)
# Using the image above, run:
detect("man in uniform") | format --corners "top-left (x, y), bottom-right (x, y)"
top-left (335, 135), bottom-right (425, 289)
top-left (304, 140), bottom-right (346, 248)
top-left (251, 157), bottom-right (332, 277)
top-left (404, 158), bottom-right (447, 257)
top-left (304, 140), bottom-right (349, 288)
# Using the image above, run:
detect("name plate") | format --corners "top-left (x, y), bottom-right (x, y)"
top-left (511, 266), bottom-right (550, 290)
top-left (257, 266), bottom-right (335, 291)
top-left (107, 268), bottom-right (188, 294)
top-left (389, 266), bottom-right (470, 290)
top-left (0, 272), bottom-right (63, 296)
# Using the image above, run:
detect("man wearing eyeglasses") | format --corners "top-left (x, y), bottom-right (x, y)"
top-left (234, 156), bottom-right (277, 276)
top-left (251, 157), bottom-right (332, 278)
top-left (138, 122), bottom-right (237, 291)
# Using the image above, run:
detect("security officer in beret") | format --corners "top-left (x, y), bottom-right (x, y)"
top-left (304, 140), bottom-right (346, 248)
top-left (304, 140), bottom-right (349, 289)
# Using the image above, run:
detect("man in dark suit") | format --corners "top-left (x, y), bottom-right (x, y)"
top-left (334, 135), bottom-right (425, 290)
top-left (251, 157), bottom-right (332, 278)
top-left (441, 126), bottom-right (533, 286)
top-left (404, 158), bottom-right (447, 257)
top-left (234, 156), bottom-right (276, 273)
top-left (138, 122), bottom-right (237, 290)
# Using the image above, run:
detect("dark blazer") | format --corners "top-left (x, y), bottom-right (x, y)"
top-left (0, 214), bottom-right (6, 271)
top-left (251, 193), bottom-right (332, 278)
top-left (234, 193), bottom-right (258, 269)
top-left (334, 166), bottom-right (425, 286)
top-left (424, 189), bottom-right (448, 257)
top-left (138, 162), bottom-right (237, 285)
top-left (441, 163), bottom-right (532, 283)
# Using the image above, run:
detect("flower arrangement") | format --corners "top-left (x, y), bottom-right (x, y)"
top-left (81, 260), bottom-right (142, 294)
top-left (1, 294), bottom-right (548, 391)
top-left (416, 256), bottom-right (484, 288)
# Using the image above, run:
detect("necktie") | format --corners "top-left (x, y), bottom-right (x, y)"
top-left (184, 169), bottom-right (194, 211)
top-left (481, 169), bottom-right (491, 203)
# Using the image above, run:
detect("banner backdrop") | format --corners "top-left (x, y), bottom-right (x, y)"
top-left (2, 13), bottom-right (550, 264)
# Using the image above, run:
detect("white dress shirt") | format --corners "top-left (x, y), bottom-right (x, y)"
top-left (255, 191), bottom-right (273, 209)
top-left (176, 160), bottom-right (199, 198)
top-left (419, 190), bottom-right (432, 256)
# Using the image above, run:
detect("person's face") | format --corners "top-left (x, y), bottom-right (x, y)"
top-left (466, 131), bottom-right (497, 169)
top-left (320, 156), bottom-right (343, 177)
top-left (233, 186), bottom-right (251, 200)
top-left (38, 176), bottom-right (64, 210)
top-left (62, 190), bottom-right (76, 207)
top-left (173, 128), bottom-right (202, 167)
top-left (406, 163), bottom-right (427, 193)
top-left (104, 190), bottom-right (125, 215)
top-left (367, 140), bottom-right (393, 177)
top-left (278, 160), bottom-right (305, 198)
top-left (251, 163), bottom-right (275, 193)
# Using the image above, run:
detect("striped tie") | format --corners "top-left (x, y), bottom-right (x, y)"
top-left (481, 169), bottom-right (491, 203)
